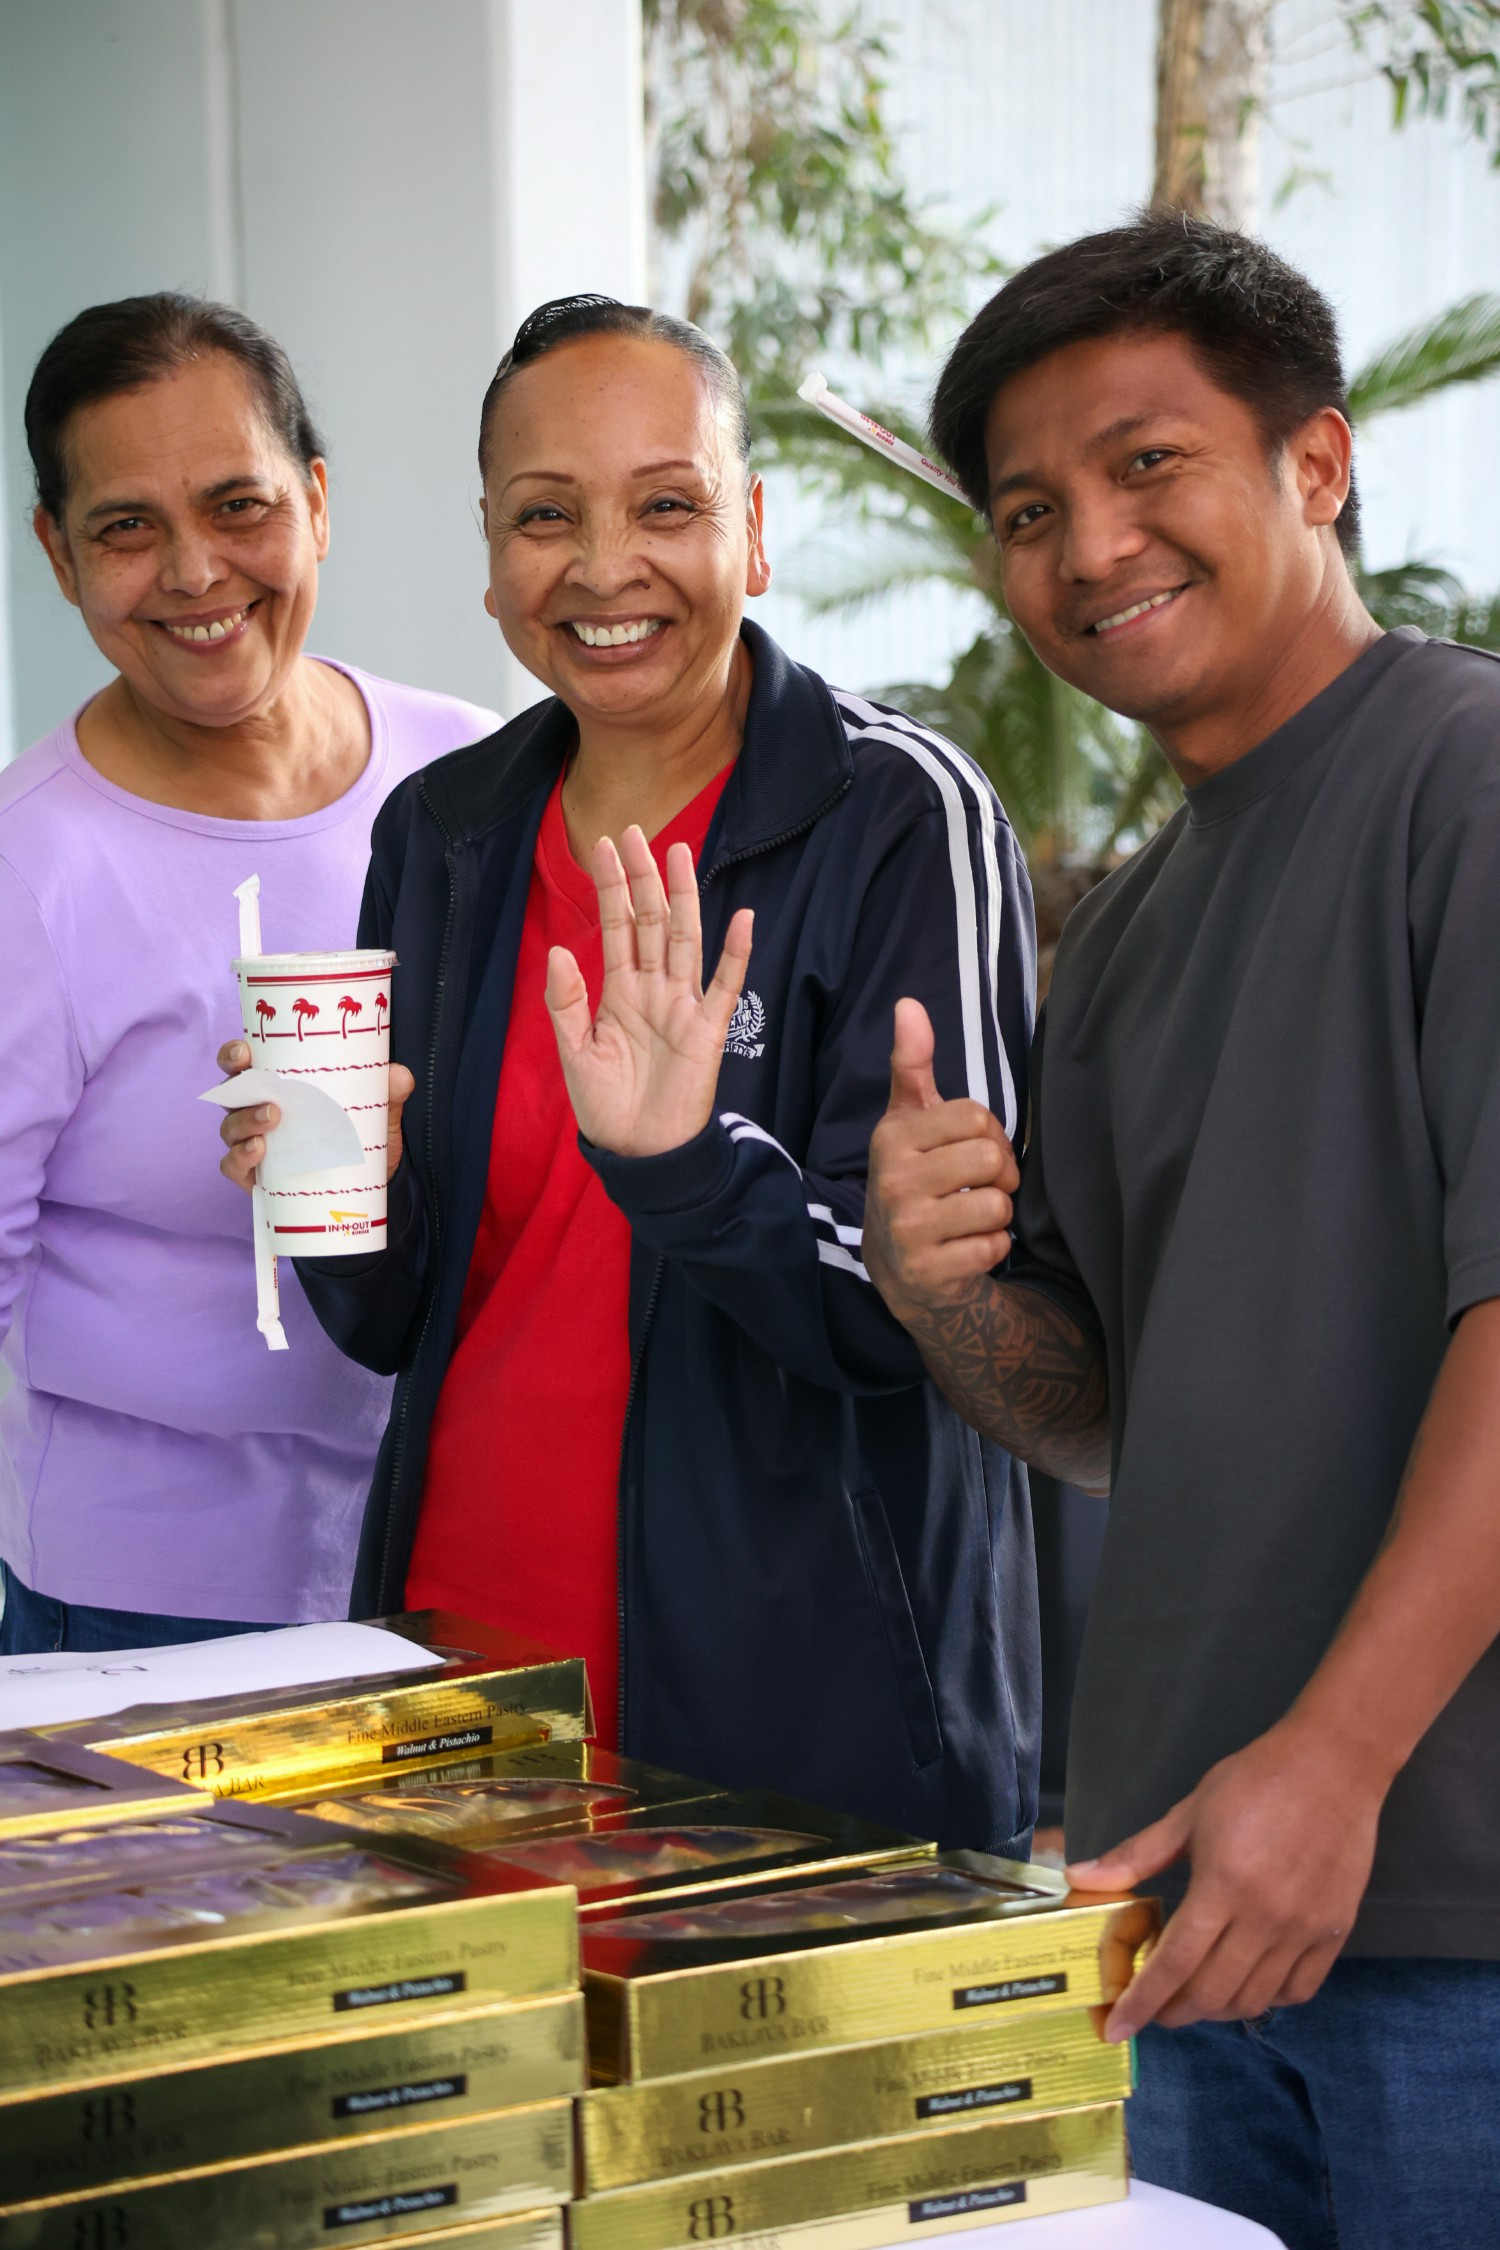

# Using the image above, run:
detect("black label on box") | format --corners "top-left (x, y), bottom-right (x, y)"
top-left (332, 2073), bottom-right (467, 2119)
top-left (953, 1973), bottom-right (1066, 2009)
top-left (915, 2077), bottom-right (1032, 2119)
top-left (910, 2181), bottom-right (1026, 2222)
top-left (325, 2184), bottom-right (458, 2228)
top-left (383, 1727), bottom-right (492, 1764)
top-left (332, 1972), bottom-right (466, 2012)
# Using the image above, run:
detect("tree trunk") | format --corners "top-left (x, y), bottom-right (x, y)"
top-left (1153, 0), bottom-right (1273, 233)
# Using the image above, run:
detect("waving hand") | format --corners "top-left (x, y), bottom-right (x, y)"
top-left (546, 824), bottom-right (753, 1158)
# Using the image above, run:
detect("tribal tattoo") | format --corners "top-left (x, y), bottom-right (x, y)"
top-left (900, 1276), bottom-right (1111, 1490)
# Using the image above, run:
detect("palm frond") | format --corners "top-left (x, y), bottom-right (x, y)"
top-left (1348, 292), bottom-right (1500, 422)
top-left (882, 622), bottom-right (1153, 862)
top-left (1105, 737), bottom-right (1180, 853)
top-left (777, 521), bottom-right (978, 616)
top-left (1357, 558), bottom-right (1469, 632)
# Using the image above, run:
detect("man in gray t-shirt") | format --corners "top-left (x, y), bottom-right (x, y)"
top-left (867, 215), bottom-right (1500, 2249)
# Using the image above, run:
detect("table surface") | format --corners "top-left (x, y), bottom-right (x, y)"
top-left (874, 2180), bottom-right (1287, 2246)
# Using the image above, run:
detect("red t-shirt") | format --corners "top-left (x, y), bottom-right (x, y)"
top-left (408, 764), bottom-right (732, 1742)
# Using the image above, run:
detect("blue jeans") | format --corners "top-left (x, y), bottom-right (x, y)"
top-left (1131, 1955), bottom-right (1500, 2250)
top-left (0, 1558), bottom-right (275, 1653)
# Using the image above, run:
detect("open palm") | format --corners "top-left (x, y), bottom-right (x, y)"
top-left (546, 825), bottom-right (754, 1158)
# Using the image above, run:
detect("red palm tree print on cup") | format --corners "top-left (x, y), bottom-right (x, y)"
top-left (292, 997), bottom-right (320, 1041)
top-left (375, 991), bottom-right (388, 1033)
top-left (255, 999), bottom-right (276, 1039)
top-left (338, 995), bottom-right (363, 1039)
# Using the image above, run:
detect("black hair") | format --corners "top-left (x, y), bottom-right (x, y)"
top-left (25, 292), bottom-right (325, 521)
top-left (478, 293), bottom-right (751, 480)
top-left (931, 213), bottom-right (1361, 556)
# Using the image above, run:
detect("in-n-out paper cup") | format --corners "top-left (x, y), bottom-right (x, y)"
top-left (234, 949), bottom-right (396, 1257)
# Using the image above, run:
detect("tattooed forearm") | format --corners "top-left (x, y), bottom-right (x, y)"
top-left (901, 1276), bottom-right (1111, 1489)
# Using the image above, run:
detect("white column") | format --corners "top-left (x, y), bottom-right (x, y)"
top-left (0, 0), bottom-right (220, 756)
top-left (483, 0), bottom-right (648, 714)
top-left (0, 0), bottom-right (649, 752)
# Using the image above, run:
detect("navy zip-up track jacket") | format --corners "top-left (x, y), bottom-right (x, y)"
top-left (299, 623), bottom-right (1040, 1848)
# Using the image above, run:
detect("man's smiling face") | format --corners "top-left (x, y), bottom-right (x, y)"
top-left (984, 328), bottom-right (1346, 744)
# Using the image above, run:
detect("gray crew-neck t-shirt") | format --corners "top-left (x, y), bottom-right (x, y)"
top-left (1011, 628), bottom-right (1500, 1957)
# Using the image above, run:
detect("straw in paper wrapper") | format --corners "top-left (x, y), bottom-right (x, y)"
top-left (797, 373), bottom-right (971, 505)
top-left (233, 876), bottom-right (289, 1352)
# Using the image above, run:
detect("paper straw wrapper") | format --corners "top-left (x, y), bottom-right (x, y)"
top-left (233, 876), bottom-right (288, 1352)
top-left (797, 371), bottom-right (970, 505)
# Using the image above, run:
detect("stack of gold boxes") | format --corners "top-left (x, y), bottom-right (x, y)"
top-left (202, 1719), bottom-right (1158, 2248)
top-left (3, 1618), bottom-right (1159, 2245)
top-left (0, 1617), bottom-right (598, 2248)
top-left (570, 1852), bottom-right (1156, 2247)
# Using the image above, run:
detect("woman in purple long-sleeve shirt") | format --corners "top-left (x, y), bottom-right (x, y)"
top-left (0, 294), bottom-right (496, 1655)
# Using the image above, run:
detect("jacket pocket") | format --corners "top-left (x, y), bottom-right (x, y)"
top-left (851, 1488), bottom-right (943, 1771)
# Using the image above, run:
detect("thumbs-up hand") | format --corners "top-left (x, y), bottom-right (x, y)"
top-left (864, 999), bottom-right (1019, 1324)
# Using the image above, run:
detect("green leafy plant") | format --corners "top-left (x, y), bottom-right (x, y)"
top-left (647, 4), bottom-right (1500, 894)
top-left (1347, 291), bottom-right (1500, 416)
top-left (644, 0), bottom-right (998, 403)
top-left (1344, 2), bottom-right (1500, 158)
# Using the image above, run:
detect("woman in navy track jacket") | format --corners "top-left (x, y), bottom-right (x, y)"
top-left (221, 297), bottom-right (1040, 1850)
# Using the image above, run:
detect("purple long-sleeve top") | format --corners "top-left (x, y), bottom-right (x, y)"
top-left (0, 662), bottom-right (498, 1622)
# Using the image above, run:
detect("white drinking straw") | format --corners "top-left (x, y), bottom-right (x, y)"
top-left (233, 875), bottom-right (288, 1352)
top-left (797, 371), bottom-right (971, 505)
top-left (234, 872), bottom-right (264, 959)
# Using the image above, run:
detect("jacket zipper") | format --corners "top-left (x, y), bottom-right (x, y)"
top-left (615, 1255), bottom-right (663, 1749)
top-left (612, 774), bottom-right (852, 1744)
top-left (377, 786), bottom-right (460, 1613)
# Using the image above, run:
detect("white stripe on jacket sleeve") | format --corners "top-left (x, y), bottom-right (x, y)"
top-left (719, 1119), bottom-right (875, 1286)
top-left (832, 690), bottom-right (1020, 1139)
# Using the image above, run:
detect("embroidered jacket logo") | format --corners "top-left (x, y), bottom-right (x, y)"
top-left (724, 990), bottom-right (767, 1059)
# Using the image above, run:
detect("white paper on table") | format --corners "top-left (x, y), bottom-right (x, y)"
top-left (199, 1068), bottom-right (363, 1187)
top-left (0, 1621), bottom-right (437, 1730)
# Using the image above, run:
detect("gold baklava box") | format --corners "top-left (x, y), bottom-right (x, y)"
top-left (273, 1742), bottom-right (729, 1840)
top-left (581, 1853), bottom-right (1159, 2082)
top-left (47, 1614), bottom-right (590, 1798)
top-left (289, 1766), bottom-right (931, 1915)
top-left (0, 1989), bottom-right (583, 2205)
top-left (577, 2005), bottom-right (1133, 2191)
top-left (0, 1733), bottom-right (203, 1839)
top-left (0, 2098), bottom-right (573, 2247)
top-left (380, 2220), bottom-right (561, 2250)
top-left (568, 2100), bottom-right (1127, 2250)
top-left (488, 1795), bottom-right (928, 1915)
top-left (0, 1800), bottom-right (578, 2098)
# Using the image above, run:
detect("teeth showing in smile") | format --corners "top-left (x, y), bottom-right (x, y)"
top-left (1090, 588), bottom-right (1182, 635)
top-left (161, 606), bottom-right (251, 644)
top-left (569, 618), bottom-right (664, 648)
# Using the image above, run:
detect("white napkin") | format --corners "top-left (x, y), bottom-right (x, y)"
top-left (199, 1068), bottom-right (364, 1186)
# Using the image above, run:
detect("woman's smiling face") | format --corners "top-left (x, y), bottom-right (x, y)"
top-left (35, 351), bottom-right (328, 729)
top-left (481, 332), bottom-right (769, 727)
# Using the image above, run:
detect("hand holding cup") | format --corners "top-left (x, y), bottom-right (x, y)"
top-left (217, 1041), bottom-right (415, 1193)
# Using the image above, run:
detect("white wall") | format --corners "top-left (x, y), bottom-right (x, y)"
top-left (0, 0), bottom-right (646, 759)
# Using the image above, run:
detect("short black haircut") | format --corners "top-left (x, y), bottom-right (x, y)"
top-left (478, 293), bottom-right (751, 481)
top-left (931, 213), bottom-right (1361, 556)
top-left (26, 293), bottom-right (324, 522)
